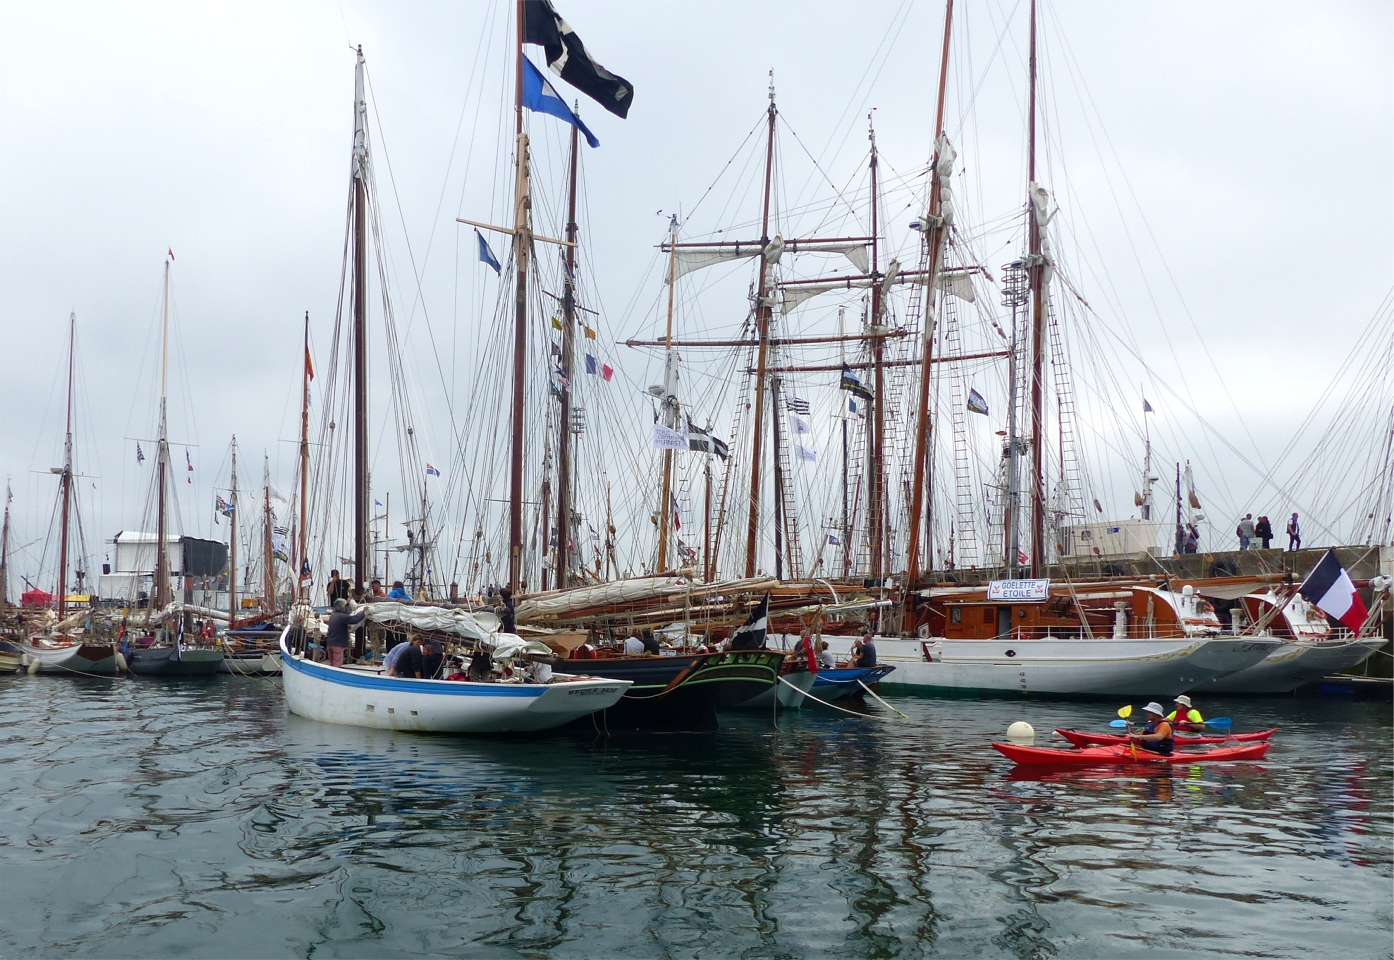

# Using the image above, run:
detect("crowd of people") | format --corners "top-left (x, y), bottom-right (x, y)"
top-left (1235, 512), bottom-right (1301, 552)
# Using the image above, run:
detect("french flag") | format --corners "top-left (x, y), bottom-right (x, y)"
top-left (1298, 550), bottom-right (1369, 632)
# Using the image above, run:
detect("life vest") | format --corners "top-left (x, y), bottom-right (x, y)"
top-left (1166, 707), bottom-right (1204, 731)
top-left (1140, 718), bottom-right (1174, 755)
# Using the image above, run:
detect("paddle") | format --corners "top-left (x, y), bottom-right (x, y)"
top-left (1112, 715), bottom-right (1233, 729)
top-left (1117, 705), bottom-right (1138, 761)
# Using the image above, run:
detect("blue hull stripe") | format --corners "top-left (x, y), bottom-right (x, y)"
top-left (281, 644), bottom-right (546, 699)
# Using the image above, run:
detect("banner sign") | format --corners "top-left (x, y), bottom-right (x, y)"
top-left (987, 579), bottom-right (1050, 602)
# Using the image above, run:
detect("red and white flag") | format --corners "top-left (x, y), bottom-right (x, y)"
top-left (167, 247), bottom-right (175, 261)
top-left (1298, 550), bottom-right (1369, 632)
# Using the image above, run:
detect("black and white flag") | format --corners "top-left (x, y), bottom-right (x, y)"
top-left (524, 0), bottom-right (634, 119)
top-left (686, 417), bottom-right (730, 459)
top-left (788, 396), bottom-right (811, 416)
top-left (728, 593), bottom-right (770, 650)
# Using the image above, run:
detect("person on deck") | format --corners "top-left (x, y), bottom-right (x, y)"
top-left (1287, 513), bottom-right (1301, 551)
top-left (1167, 694), bottom-right (1205, 732)
top-left (1129, 702), bottom-right (1174, 755)
top-left (327, 570), bottom-right (350, 606)
top-left (1255, 516), bottom-right (1273, 550)
top-left (387, 580), bottom-right (410, 601)
top-left (420, 639), bottom-right (444, 679)
top-left (384, 636), bottom-right (424, 678)
top-left (325, 598), bottom-right (366, 668)
top-left (622, 635), bottom-right (646, 655)
top-left (818, 640), bottom-right (836, 670)
top-left (853, 632), bottom-right (878, 668)
top-left (497, 588), bottom-right (517, 633)
top-left (640, 630), bottom-right (662, 655)
top-left (369, 579), bottom-right (387, 599)
top-left (1184, 524), bottom-right (1200, 554)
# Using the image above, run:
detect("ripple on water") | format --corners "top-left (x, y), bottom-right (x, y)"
top-left (0, 676), bottom-right (1387, 958)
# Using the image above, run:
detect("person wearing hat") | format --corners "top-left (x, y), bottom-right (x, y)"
top-left (1167, 695), bottom-right (1205, 732)
top-left (1129, 702), bottom-right (1174, 756)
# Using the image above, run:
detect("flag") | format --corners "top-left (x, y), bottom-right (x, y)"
top-left (652, 423), bottom-right (687, 451)
top-left (686, 418), bottom-right (730, 459)
top-left (551, 315), bottom-right (563, 331)
top-left (1143, 398), bottom-right (1154, 413)
top-left (967, 388), bottom-right (990, 415)
top-left (167, 248), bottom-right (175, 261)
top-left (523, 0), bottom-right (634, 119)
top-left (1298, 550), bottom-right (1370, 632)
top-left (728, 593), bottom-right (770, 650)
top-left (306, 346), bottom-right (315, 381)
top-left (374, 498), bottom-right (383, 507)
top-left (476, 229), bottom-right (502, 274)
top-left (426, 463), bottom-right (441, 477)
top-left (788, 413), bottom-right (810, 434)
top-left (672, 499), bottom-right (681, 531)
top-left (848, 397), bottom-right (859, 415)
top-left (550, 341), bottom-right (561, 358)
top-left (840, 363), bottom-right (872, 400)
top-left (300, 558), bottom-right (313, 586)
top-left (583, 325), bottom-right (597, 339)
top-left (602, 363), bottom-right (614, 382)
top-left (186, 450), bottom-right (193, 483)
top-left (136, 444), bottom-right (145, 464)
top-left (795, 443), bottom-right (818, 463)
top-left (272, 532), bottom-right (290, 563)
top-left (521, 58), bottom-right (601, 148)
top-left (788, 396), bottom-right (811, 416)
top-left (1018, 548), bottom-right (1030, 565)
top-left (828, 532), bottom-right (842, 546)
top-left (215, 496), bottom-right (235, 518)
top-left (552, 366), bottom-right (570, 394)
top-left (585, 353), bottom-right (598, 374)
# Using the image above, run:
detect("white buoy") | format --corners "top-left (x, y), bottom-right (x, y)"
top-left (115, 652), bottom-right (128, 673)
top-left (1006, 721), bottom-right (1035, 740)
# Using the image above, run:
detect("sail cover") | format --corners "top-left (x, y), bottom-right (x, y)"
top-left (777, 267), bottom-right (977, 314)
top-left (668, 238), bottom-right (870, 282)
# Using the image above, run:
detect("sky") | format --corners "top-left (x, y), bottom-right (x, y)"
top-left (0, 0), bottom-right (1390, 595)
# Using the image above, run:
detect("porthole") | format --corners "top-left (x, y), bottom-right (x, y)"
top-left (1005, 649), bottom-right (1016, 658)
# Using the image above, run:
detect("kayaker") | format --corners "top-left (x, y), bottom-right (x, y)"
top-left (1129, 702), bottom-right (1174, 755)
top-left (1167, 695), bottom-right (1205, 732)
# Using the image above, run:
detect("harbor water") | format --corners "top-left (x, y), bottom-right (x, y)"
top-left (0, 675), bottom-right (1388, 958)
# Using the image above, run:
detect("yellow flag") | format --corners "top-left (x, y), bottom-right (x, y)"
top-left (550, 316), bottom-right (563, 331)
top-left (583, 326), bottom-right (597, 339)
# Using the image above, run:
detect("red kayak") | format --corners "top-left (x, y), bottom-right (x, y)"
top-left (1054, 727), bottom-right (1277, 749)
top-left (994, 741), bottom-right (1271, 766)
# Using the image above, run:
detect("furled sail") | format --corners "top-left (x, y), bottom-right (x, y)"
top-left (777, 266), bottom-right (978, 314)
top-left (666, 237), bottom-right (870, 282)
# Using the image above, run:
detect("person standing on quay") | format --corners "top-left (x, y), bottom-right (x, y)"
top-left (1255, 515), bottom-right (1273, 550)
top-left (1237, 514), bottom-right (1255, 551)
top-left (1287, 513), bottom-right (1302, 551)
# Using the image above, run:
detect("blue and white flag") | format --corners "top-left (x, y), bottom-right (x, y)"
top-left (967, 388), bottom-right (989, 416)
top-left (426, 463), bottom-right (441, 477)
top-left (476, 229), bottom-right (502, 274)
top-left (522, 57), bottom-right (600, 148)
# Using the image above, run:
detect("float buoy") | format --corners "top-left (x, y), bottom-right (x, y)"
top-left (1007, 721), bottom-right (1035, 740)
top-left (115, 652), bottom-right (128, 672)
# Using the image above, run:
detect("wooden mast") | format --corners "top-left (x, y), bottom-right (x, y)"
top-left (554, 118), bottom-right (580, 590)
top-left (351, 46), bottom-right (370, 599)
top-left (867, 119), bottom-right (886, 579)
top-left (1026, 0), bottom-right (1048, 576)
top-left (702, 458), bottom-right (712, 582)
top-left (0, 483), bottom-right (11, 608)
top-left (298, 312), bottom-right (310, 601)
top-left (905, 0), bottom-right (955, 599)
top-left (656, 217), bottom-right (679, 572)
top-left (228, 439), bottom-right (238, 624)
top-left (57, 312), bottom-right (75, 619)
top-left (155, 258), bottom-right (172, 617)
top-left (743, 83), bottom-right (778, 578)
top-left (263, 456), bottom-right (275, 614)
top-left (507, 0), bottom-right (532, 593)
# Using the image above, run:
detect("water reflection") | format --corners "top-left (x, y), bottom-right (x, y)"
top-left (0, 676), bottom-right (1387, 958)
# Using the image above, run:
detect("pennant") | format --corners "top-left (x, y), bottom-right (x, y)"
top-left (426, 463), bottom-right (442, 477)
top-left (788, 396), bottom-right (811, 416)
top-left (476, 229), bottom-right (502, 274)
top-left (551, 315), bottom-right (564, 331)
top-left (967, 388), bottom-right (989, 416)
top-left (840, 363), bottom-right (872, 400)
top-left (848, 397), bottom-right (859, 415)
top-left (374, 498), bottom-right (383, 507)
top-left (523, 0), bottom-right (634, 119)
top-left (305, 346), bottom-right (315, 381)
top-left (136, 444), bottom-right (145, 464)
top-left (167, 248), bottom-right (175, 262)
top-left (1297, 550), bottom-right (1370, 632)
top-left (728, 593), bottom-right (770, 650)
top-left (795, 443), bottom-right (818, 463)
top-left (788, 413), bottom-right (810, 435)
top-left (550, 341), bottom-right (561, 358)
top-left (585, 353), bottom-right (598, 374)
top-left (552, 366), bottom-right (570, 393)
top-left (1143, 398), bottom-right (1154, 414)
top-left (186, 450), bottom-right (193, 483)
top-left (602, 363), bottom-right (614, 382)
top-left (521, 57), bottom-right (600, 148)
top-left (828, 532), bottom-right (842, 546)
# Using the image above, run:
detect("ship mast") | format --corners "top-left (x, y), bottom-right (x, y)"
top-left (905, 0), bottom-right (955, 594)
top-left (228, 438), bottom-right (238, 625)
top-left (0, 483), bottom-right (11, 608)
top-left (656, 216), bottom-right (679, 572)
top-left (743, 82), bottom-right (778, 578)
top-left (554, 119), bottom-right (580, 590)
top-left (57, 312), bottom-right (76, 619)
top-left (298, 312), bottom-right (310, 601)
top-left (351, 46), bottom-right (370, 599)
top-left (1026, 0), bottom-right (1048, 575)
top-left (263, 455), bottom-right (275, 614)
top-left (155, 258), bottom-right (172, 616)
top-left (867, 119), bottom-right (886, 579)
top-left (507, 0), bottom-right (532, 593)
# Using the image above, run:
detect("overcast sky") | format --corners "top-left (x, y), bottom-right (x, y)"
top-left (0, 1), bottom-right (1389, 593)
